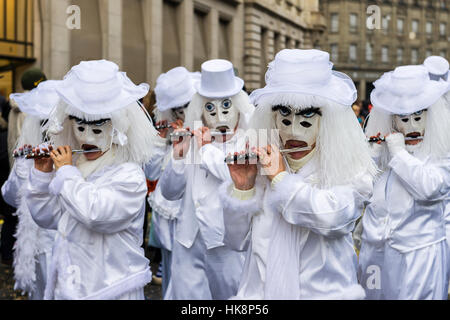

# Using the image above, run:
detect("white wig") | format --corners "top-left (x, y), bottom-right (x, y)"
top-left (253, 93), bottom-right (378, 188)
top-left (184, 90), bottom-right (254, 130)
top-left (48, 100), bottom-right (159, 165)
top-left (15, 115), bottom-right (46, 149)
top-left (366, 96), bottom-right (450, 169)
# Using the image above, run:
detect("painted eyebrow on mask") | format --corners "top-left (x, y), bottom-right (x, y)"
top-left (69, 116), bottom-right (111, 126)
top-left (271, 105), bottom-right (322, 117)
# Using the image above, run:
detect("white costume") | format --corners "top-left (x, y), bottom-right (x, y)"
top-left (24, 60), bottom-right (160, 300)
top-left (143, 67), bottom-right (199, 296)
top-left (359, 65), bottom-right (450, 300)
top-left (424, 56), bottom-right (450, 290)
top-left (1, 80), bottom-right (60, 299)
top-left (220, 49), bottom-right (377, 299)
top-left (158, 60), bottom-right (252, 300)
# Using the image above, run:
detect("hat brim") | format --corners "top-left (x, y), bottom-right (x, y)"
top-left (157, 87), bottom-right (196, 112)
top-left (196, 77), bottom-right (244, 99)
top-left (56, 73), bottom-right (149, 116)
top-left (250, 71), bottom-right (357, 107)
top-left (10, 92), bottom-right (59, 120)
top-left (371, 79), bottom-right (450, 115)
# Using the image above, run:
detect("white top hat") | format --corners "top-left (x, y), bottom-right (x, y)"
top-left (371, 65), bottom-right (450, 115)
top-left (196, 59), bottom-right (244, 99)
top-left (10, 80), bottom-right (62, 120)
top-left (424, 56), bottom-right (449, 82)
top-left (56, 60), bottom-right (149, 116)
top-left (250, 49), bottom-right (357, 107)
top-left (155, 67), bottom-right (199, 112)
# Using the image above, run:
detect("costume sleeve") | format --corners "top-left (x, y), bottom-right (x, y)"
top-left (389, 150), bottom-right (450, 201)
top-left (267, 172), bottom-right (373, 238)
top-left (1, 158), bottom-right (30, 208)
top-left (159, 157), bottom-right (187, 201)
top-left (143, 136), bottom-right (169, 181)
top-left (25, 167), bottom-right (60, 230)
top-left (219, 182), bottom-right (263, 252)
top-left (48, 163), bottom-right (147, 234)
top-left (199, 144), bottom-right (231, 182)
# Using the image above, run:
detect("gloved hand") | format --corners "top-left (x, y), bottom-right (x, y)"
top-left (385, 132), bottom-right (405, 157)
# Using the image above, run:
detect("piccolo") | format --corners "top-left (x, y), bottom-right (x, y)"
top-left (170, 130), bottom-right (234, 139)
top-left (155, 124), bottom-right (172, 130)
top-left (368, 136), bottom-right (424, 143)
top-left (224, 146), bottom-right (313, 164)
top-left (13, 147), bottom-right (102, 159)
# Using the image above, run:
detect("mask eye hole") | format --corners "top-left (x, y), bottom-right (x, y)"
top-left (401, 118), bottom-right (409, 123)
top-left (77, 126), bottom-right (85, 132)
top-left (301, 121), bottom-right (312, 128)
top-left (93, 129), bottom-right (102, 135)
top-left (205, 102), bottom-right (216, 113)
top-left (282, 119), bottom-right (292, 126)
top-left (279, 106), bottom-right (292, 117)
top-left (222, 99), bottom-right (232, 109)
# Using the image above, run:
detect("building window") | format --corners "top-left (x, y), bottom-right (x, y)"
top-left (349, 13), bottom-right (357, 33)
top-left (349, 44), bottom-right (357, 61)
top-left (382, 15), bottom-right (390, 34)
top-left (440, 50), bottom-right (447, 58)
top-left (219, 18), bottom-right (231, 61)
top-left (411, 19), bottom-right (419, 34)
top-left (426, 49), bottom-right (433, 58)
top-left (382, 46), bottom-right (389, 63)
top-left (193, 10), bottom-right (208, 71)
top-left (330, 44), bottom-right (339, 61)
top-left (426, 21), bottom-right (433, 35)
top-left (440, 23), bottom-right (446, 36)
top-left (366, 42), bottom-right (373, 62)
top-left (411, 48), bottom-right (419, 64)
top-left (331, 13), bottom-right (339, 33)
top-left (397, 18), bottom-right (404, 34)
top-left (397, 48), bottom-right (404, 63)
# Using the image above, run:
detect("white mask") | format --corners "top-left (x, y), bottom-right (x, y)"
top-left (171, 103), bottom-right (189, 122)
top-left (274, 105), bottom-right (321, 150)
top-left (393, 109), bottom-right (427, 141)
top-left (202, 98), bottom-right (239, 132)
top-left (71, 117), bottom-right (113, 152)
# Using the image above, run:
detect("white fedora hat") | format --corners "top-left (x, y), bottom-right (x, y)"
top-left (10, 80), bottom-right (62, 120)
top-left (371, 65), bottom-right (450, 115)
top-left (424, 56), bottom-right (449, 82)
top-left (196, 59), bottom-right (244, 99)
top-left (155, 67), bottom-right (199, 112)
top-left (56, 60), bottom-right (149, 116)
top-left (250, 49), bottom-right (357, 107)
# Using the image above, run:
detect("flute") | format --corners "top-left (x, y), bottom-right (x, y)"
top-left (170, 130), bottom-right (234, 139)
top-left (13, 147), bottom-right (102, 159)
top-left (224, 146), bottom-right (313, 164)
top-left (368, 136), bottom-right (424, 143)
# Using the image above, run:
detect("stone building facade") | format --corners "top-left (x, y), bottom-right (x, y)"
top-left (0, 0), bottom-right (324, 96)
top-left (320, 0), bottom-right (450, 101)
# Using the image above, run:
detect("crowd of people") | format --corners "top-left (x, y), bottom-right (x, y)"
top-left (0, 49), bottom-right (449, 300)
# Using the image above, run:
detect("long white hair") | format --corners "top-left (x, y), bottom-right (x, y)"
top-left (15, 115), bottom-right (46, 148)
top-left (253, 93), bottom-right (378, 188)
top-left (184, 90), bottom-right (254, 130)
top-left (366, 96), bottom-right (450, 169)
top-left (48, 100), bottom-right (160, 165)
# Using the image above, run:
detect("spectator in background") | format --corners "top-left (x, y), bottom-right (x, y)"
top-left (352, 100), bottom-right (365, 127)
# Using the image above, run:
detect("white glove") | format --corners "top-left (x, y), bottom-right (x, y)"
top-left (385, 133), bottom-right (405, 157)
top-left (369, 142), bottom-right (384, 159)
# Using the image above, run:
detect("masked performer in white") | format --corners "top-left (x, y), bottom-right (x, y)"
top-left (358, 65), bottom-right (450, 300)
top-left (158, 59), bottom-right (252, 300)
top-left (1, 80), bottom-right (60, 299)
top-left (24, 60), bottom-right (159, 300)
top-left (143, 67), bottom-right (199, 297)
top-left (220, 49), bottom-right (377, 300)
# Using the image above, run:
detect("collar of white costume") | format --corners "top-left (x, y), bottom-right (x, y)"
top-left (75, 145), bottom-right (117, 178)
top-left (286, 148), bottom-right (316, 173)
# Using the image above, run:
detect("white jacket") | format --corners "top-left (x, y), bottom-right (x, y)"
top-left (220, 158), bottom-right (372, 300)
top-left (25, 163), bottom-right (151, 300)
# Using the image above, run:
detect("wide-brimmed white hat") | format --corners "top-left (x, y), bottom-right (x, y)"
top-left (10, 80), bottom-right (62, 119)
top-left (155, 67), bottom-right (199, 112)
top-left (196, 59), bottom-right (244, 99)
top-left (56, 60), bottom-right (149, 116)
top-left (250, 49), bottom-right (357, 107)
top-left (371, 65), bottom-right (450, 115)
top-left (424, 56), bottom-right (449, 82)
